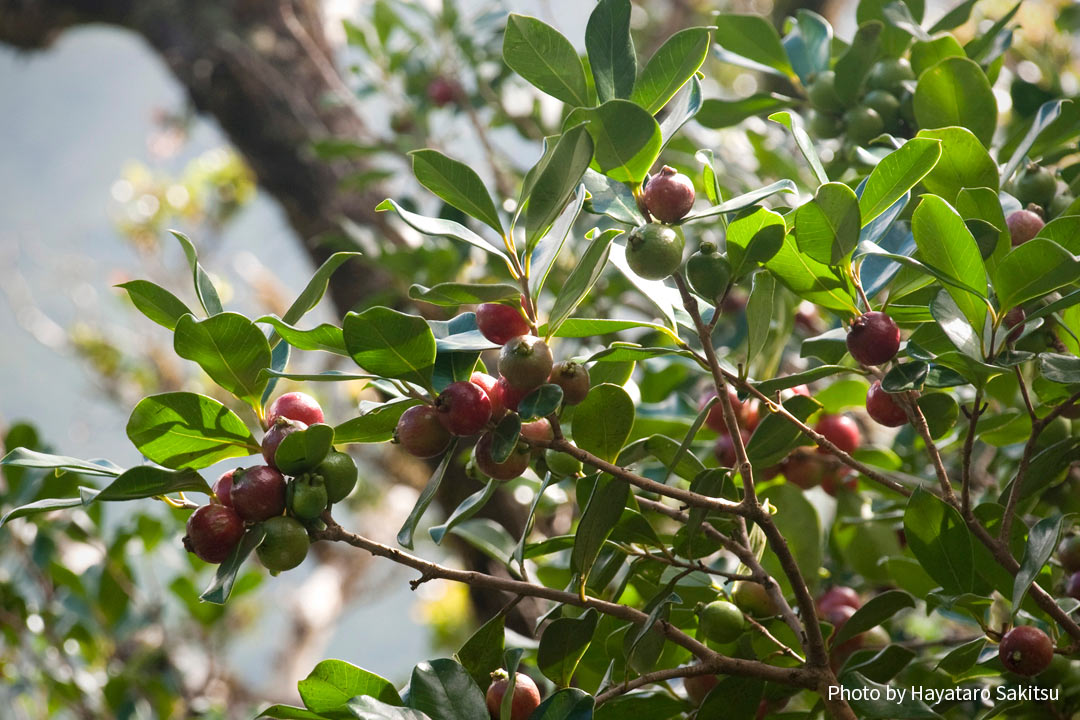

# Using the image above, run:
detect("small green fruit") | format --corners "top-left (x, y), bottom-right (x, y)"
top-left (862, 89), bottom-right (900, 129)
top-left (807, 109), bottom-right (844, 139)
top-left (685, 242), bottom-right (732, 302)
top-left (1050, 193), bottom-right (1076, 219)
top-left (544, 448), bottom-right (583, 477)
top-left (732, 580), bottom-right (778, 617)
top-left (1014, 163), bottom-right (1057, 210)
top-left (843, 106), bottom-right (884, 146)
top-left (866, 58), bottom-right (915, 95)
top-left (698, 600), bottom-right (746, 643)
top-left (317, 450), bottom-right (358, 504)
top-left (808, 70), bottom-right (845, 113)
top-left (256, 516), bottom-right (309, 573)
top-left (626, 223), bottom-right (685, 280)
top-left (287, 474), bottom-right (328, 521)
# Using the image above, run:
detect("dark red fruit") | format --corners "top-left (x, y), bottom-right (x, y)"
top-left (865, 381), bottom-right (908, 427)
top-left (643, 165), bottom-right (695, 223)
top-left (822, 601), bottom-right (856, 629)
top-left (783, 452), bottom-right (827, 489)
top-left (213, 469), bottom-right (235, 507)
top-left (817, 586), bottom-right (862, 616)
top-left (1060, 536), bottom-right (1080, 572)
top-left (436, 381), bottom-right (492, 436)
top-left (713, 430), bottom-right (750, 467)
top-left (520, 419), bottom-right (554, 446)
top-left (471, 372), bottom-right (505, 419)
top-left (395, 405), bottom-right (453, 458)
top-left (475, 433), bottom-right (531, 480)
top-left (485, 671), bottom-right (541, 720)
top-left (821, 469), bottom-right (857, 497)
top-left (816, 414), bottom-right (861, 454)
top-left (1007, 209), bottom-right (1045, 247)
top-left (846, 311), bottom-right (901, 366)
top-left (700, 388), bottom-right (758, 433)
top-left (266, 392), bottom-right (324, 427)
top-left (230, 465), bottom-right (287, 522)
top-left (1065, 572), bottom-right (1080, 600)
top-left (427, 76), bottom-right (461, 107)
top-left (1004, 307), bottom-right (1026, 343)
top-left (476, 303), bottom-right (530, 345)
top-left (496, 376), bottom-right (529, 413)
top-left (183, 504), bottom-right (245, 563)
top-left (262, 417), bottom-right (308, 468)
top-left (794, 301), bottom-right (824, 335)
top-left (548, 361), bottom-right (590, 405)
top-left (498, 336), bottom-right (553, 391)
top-left (684, 673), bottom-right (719, 705)
top-left (999, 626), bottom-right (1054, 676)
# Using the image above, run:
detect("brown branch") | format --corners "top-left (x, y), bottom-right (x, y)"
top-left (904, 391), bottom-right (958, 505)
top-left (595, 663), bottom-right (711, 704)
top-left (960, 390), bottom-right (985, 517)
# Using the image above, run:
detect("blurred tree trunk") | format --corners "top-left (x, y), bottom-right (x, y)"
top-left (0, 0), bottom-right (537, 636)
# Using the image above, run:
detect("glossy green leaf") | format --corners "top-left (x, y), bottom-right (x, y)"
top-left (859, 139), bottom-right (942, 226)
top-left (760, 482), bottom-right (822, 594)
top-left (0, 447), bottom-right (121, 477)
top-left (531, 185), bottom-right (586, 298)
top-left (548, 228), bottom-right (622, 334)
top-left (127, 392), bottom-right (259, 470)
top-left (334, 400), bottom-right (419, 444)
top-left (910, 35), bottom-right (965, 76)
top-left (696, 93), bottom-right (798, 129)
top-left (96, 466), bottom-right (210, 502)
top-left (585, 0), bottom-right (636, 103)
top-left (795, 182), bottom-right (861, 265)
top-left (298, 659), bottom-right (402, 712)
top-left (174, 312), bottom-right (271, 408)
top-left (783, 9), bottom-right (832, 85)
top-left (747, 394), bottom-right (821, 466)
top-left (766, 234), bottom-right (859, 313)
top-left (530, 689), bottom-right (594, 720)
top-left (376, 199), bottom-right (507, 260)
top-left (903, 488), bottom-right (975, 594)
top-left (769, 111), bottom-right (828, 185)
top-left (257, 316), bottom-right (346, 356)
top-left (200, 525), bottom-right (265, 604)
top-left (115, 280), bottom-right (192, 332)
top-left (275, 423), bottom-right (334, 476)
top-left (916, 128), bottom-right (997, 203)
top-left (343, 307), bottom-right (437, 390)
top-left (410, 150), bottom-right (503, 237)
top-left (566, 101), bottom-right (661, 185)
top-left (571, 384), bottom-right (634, 462)
top-left (279, 252), bottom-right (363, 329)
top-left (346, 697), bottom-right (431, 720)
top-left (456, 612), bottom-right (506, 689)
top-left (582, 170), bottom-right (642, 226)
top-left (408, 283), bottom-right (521, 308)
top-left (713, 14), bottom-right (794, 77)
top-left (527, 125), bottom-right (594, 250)
top-left (538, 609), bottom-right (598, 687)
top-left (913, 57), bottom-right (997, 146)
top-left (833, 591), bottom-right (915, 646)
top-left (682, 179), bottom-right (797, 223)
top-left (407, 659), bottom-right (488, 720)
top-left (1012, 515), bottom-right (1063, 611)
top-left (396, 444), bottom-right (456, 550)
top-left (746, 271), bottom-right (777, 369)
top-left (518, 384), bottom-right (564, 421)
top-left (725, 206), bottom-right (786, 279)
top-left (1001, 99), bottom-right (1068, 184)
top-left (992, 238), bottom-right (1080, 312)
top-left (503, 14), bottom-right (590, 108)
top-left (834, 22), bottom-right (884, 106)
top-left (837, 672), bottom-right (938, 719)
top-left (171, 230), bottom-right (223, 316)
top-left (630, 27), bottom-right (710, 114)
top-left (571, 475), bottom-right (629, 583)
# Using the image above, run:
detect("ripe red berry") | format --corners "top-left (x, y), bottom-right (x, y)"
top-left (1006, 209), bottom-right (1045, 247)
top-left (1065, 572), bottom-right (1080, 600)
top-left (436, 381), bottom-right (492, 436)
top-left (266, 392), bottom-right (324, 427)
top-left (1060, 536), bottom-right (1080, 572)
top-left (476, 303), bottom-right (530, 345)
top-left (998, 626), bottom-right (1054, 676)
top-left (520, 419), bottom-right (554, 446)
top-left (427, 76), bottom-right (462, 107)
top-left (643, 165), bottom-right (696, 223)
top-left (496, 376), bottom-right (529, 413)
top-left (684, 673), bottom-right (719, 705)
top-left (183, 504), bottom-right (245, 563)
top-left (783, 452), bottom-right (826, 489)
top-left (846, 311), bottom-right (901, 366)
top-left (498, 336), bottom-right (553, 391)
top-left (485, 671), bottom-right (541, 720)
top-left (1004, 307), bottom-right (1026, 343)
top-left (700, 388), bottom-right (758, 433)
top-left (395, 405), bottom-right (452, 458)
top-left (213, 469), bottom-right (235, 507)
top-left (230, 465), bottom-right (287, 522)
top-left (262, 417), bottom-right (308, 468)
top-left (817, 586), bottom-right (862, 616)
top-left (470, 372), bottom-right (505, 419)
top-left (821, 469), bottom-right (857, 497)
top-left (548, 361), bottom-right (590, 405)
top-left (475, 433), bottom-right (531, 480)
top-left (713, 429), bottom-right (750, 467)
top-left (815, 414), bottom-right (861, 454)
top-left (865, 381), bottom-right (908, 427)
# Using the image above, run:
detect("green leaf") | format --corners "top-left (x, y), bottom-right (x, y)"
top-left (526, 125), bottom-right (594, 251)
top-left (683, 179), bottom-right (797, 223)
top-left (903, 487), bottom-right (975, 594)
top-left (174, 312), bottom-right (271, 409)
top-left (531, 185), bottom-right (586, 298)
top-left (929, 0), bottom-right (979, 33)
top-left (910, 35), bottom-right (966, 76)
top-left (518, 384), bottom-right (564, 421)
top-left (746, 271), bottom-right (777, 369)
top-left (571, 384), bottom-right (634, 462)
top-left (503, 14), bottom-right (590, 107)
top-left (833, 590), bottom-right (915, 646)
top-left (769, 111), bottom-right (828, 186)
top-left (257, 316), bottom-right (346, 355)
top-left (376, 199), bottom-right (507, 260)
top-left (531, 689), bottom-right (594, 720)
top-left (834, 22), bottom-right (884, 106)
top-left (566, 101), bottom-right (662, 185)
top-left (697, 676), bottom-right (764, 720)
top-left (406, 659), bottom-right (488, 720)
top-left (916, 128), bottom-right (998, 203)
top-left (346, 697), bottom-right (431, 720)
top-left (280, 252), bottom-right (362, 329)
top-left (585, 0), bottom-right (636, 103)
top-left (992, 238), bottom-right (1080, 312)
top-left (913, 57), bottom-right (997, 146)
top-left (935, 637), bottom-right (987, 676)
top-left (408, 283), bottom-right (522, 308)
top-left (343, 307), bottom-right (437, 390)
top-left (126, 392), bottom-right (259, 470)
top-left (760, 482), bottom-right (822, 595)
top-left (96, 466), bottom-right (210, 502)
top-left (859, 139), bottom-right (942, 226)
top-left (456, 612), bottom-right (506, 689)
top-left (795, 182), bottom-right (861, 265)
top-left (783, 9), bottom-right (833, 85)
top-left (538, 609), bottom-right (599, 687)
top-left (298, 659), bottom-right (402, 712)
top-left (171, 230), bottom-right (223, 316)
top-left (630, 27), bottom-right (711, 114)
top-left (0, 447), bottom-right (121, 477)
top-left (713, 14), bottom-right (794, 77)
top-left (930, 290), bottom-right (981, 358)
top-left (1001, 99), bottom-right (1068, 184)
top-left (548, 228), bottom-right (622, 334)
top-left (1012, 515), bottom-right (1063, 611)
top-left (571, 474), bottom-right (629, 583)
top-left (696, 93), bottom-right (798, 129)
top-left (396, 445), bottom-right (456, 550)
top-left (200, 525), bottom-right (265, 604)
top-left (910, 195), bottom-right (988, 337)
top-left (582, 170), bottom-right (642, 226)
top-left (747, 394), bottom-right (821, 466)
top-left (658, 76), bottom-right (702, 149)
top-left (726, 206), bottom-right (787, 279)
top-left (256, 704), bottom-right (328, 719)
top-left (275, 423), bottom-right (334, 476)
top-left (116, 280), bottom-right (193, 331)
top-left (837, 672), bottom-right (939, 719)
top-left (753, 365), bottom-right (851, 396)
top-left (449, 518), bottom-right (516, 566)
top-left (0, 494), bottom-right (93, 529)
top-left (766, 234), bottom-right (859, 313)
top-left (410, 150), bottom-right (504, 237)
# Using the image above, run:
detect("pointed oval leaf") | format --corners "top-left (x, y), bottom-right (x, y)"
top-left (585, 0), bottom-right (636, 103)
top-left (503, 14), bottom-right (590, 108)
top-left (174, 312), bottom-right (272, 408)
top-left (566, 101), bottom-right (661, 185)
top-left (343, 307), bottom-right (437, 390)
top-left (127, 392), bottom-right (259, 470)
top-left (913, 57), bottom-right (997, 146)
top-left (630, 27), bottom-right (711, 114)
top-left (795, 182), bottom-right (861, 265)
top-left (410, 150), bottom-right (504, 237)
top-left (116, 280), bottom-right (193, 331)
